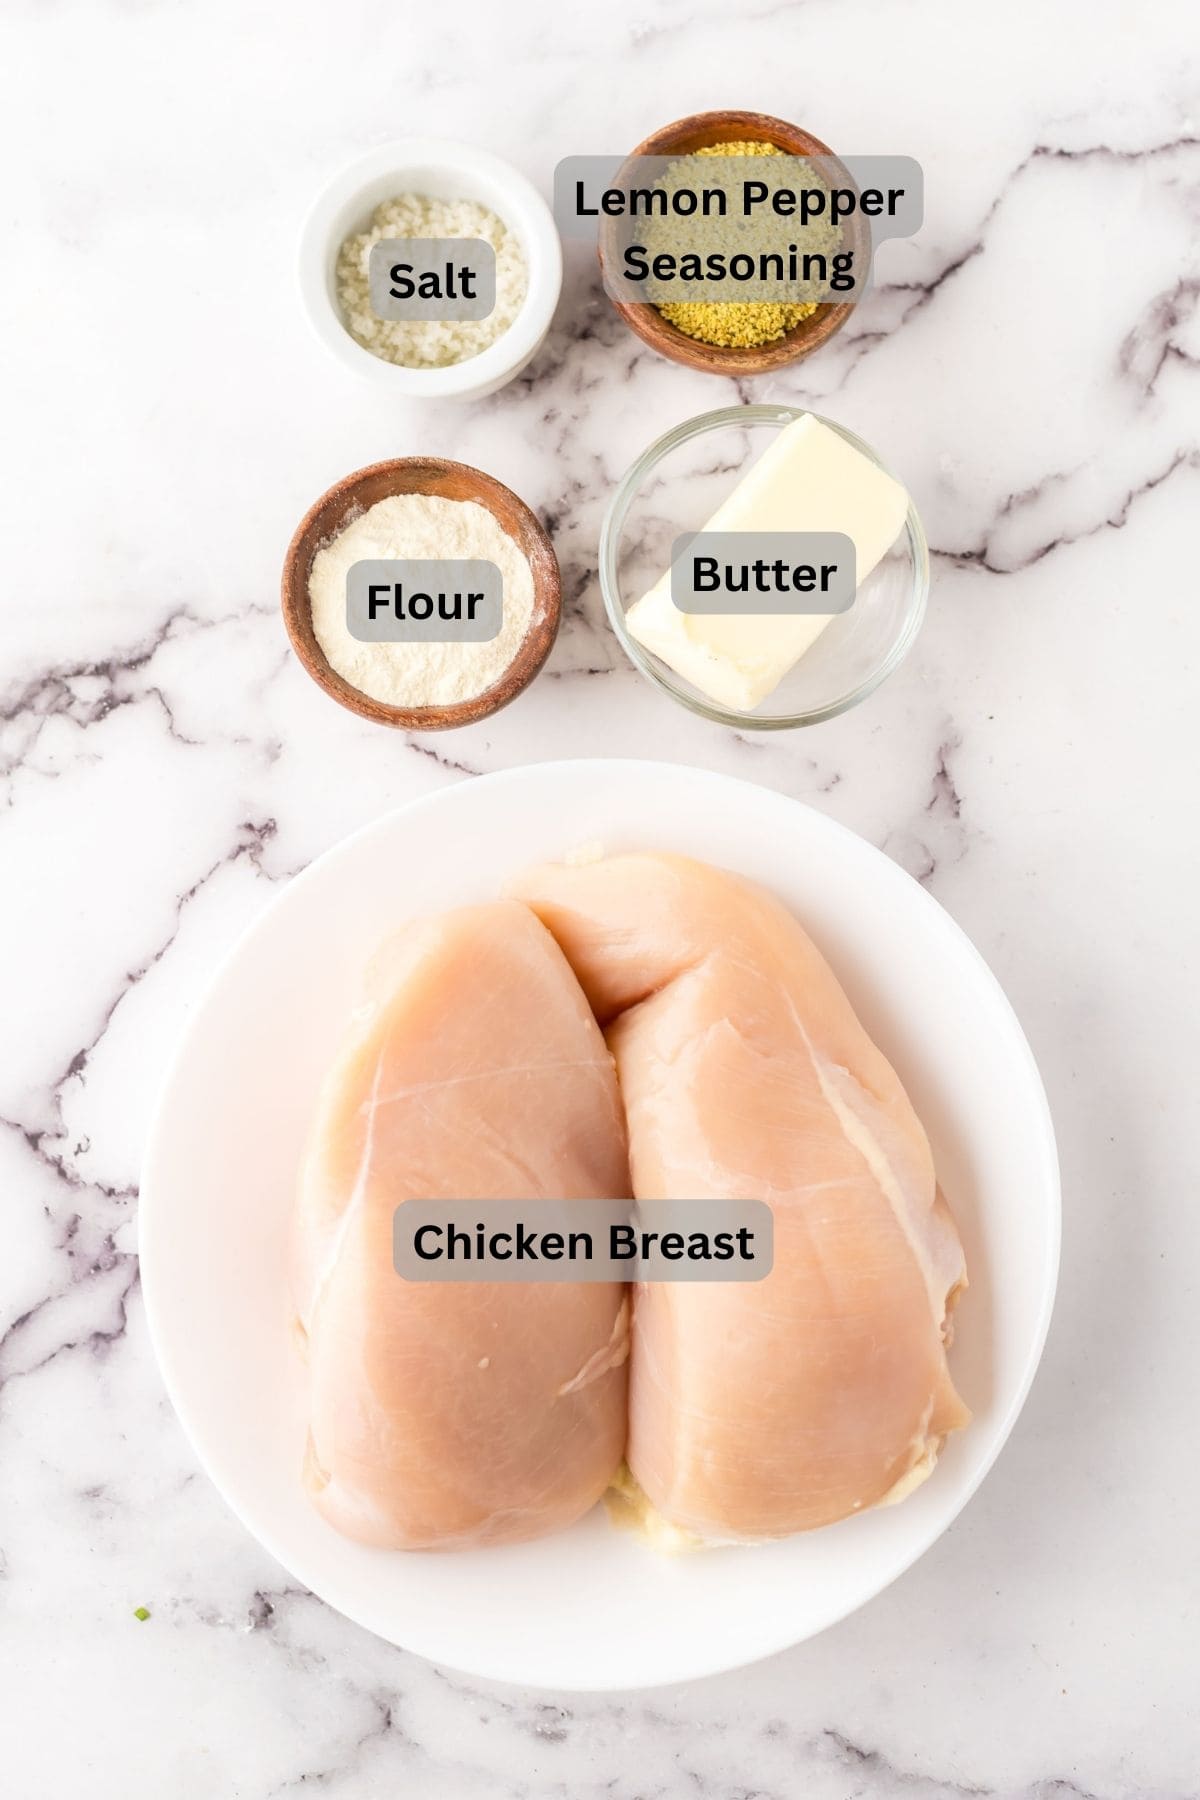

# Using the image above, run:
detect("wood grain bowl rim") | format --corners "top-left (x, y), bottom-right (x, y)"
top-left (280, 458), bottom-right (562, 732)
top-left (599, 109), bottom-right (869, 377)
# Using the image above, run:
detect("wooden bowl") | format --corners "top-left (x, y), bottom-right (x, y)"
top-left (599, 110), bottom-right (869, 377)
top-left (281, 458), bottom-right (561, 731)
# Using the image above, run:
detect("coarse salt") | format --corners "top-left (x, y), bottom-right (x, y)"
top-left (337, 194), bottom-right (527, 369)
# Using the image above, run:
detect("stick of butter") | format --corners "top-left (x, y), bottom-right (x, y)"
top-left (625, 415), bottom-right (909, 712)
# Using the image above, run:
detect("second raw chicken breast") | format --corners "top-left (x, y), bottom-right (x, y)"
top-left (514, 853), bottom-right (969, 1543)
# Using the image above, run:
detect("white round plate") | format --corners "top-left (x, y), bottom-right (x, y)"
top-left (141, 759), bottom-right (1060, 1691)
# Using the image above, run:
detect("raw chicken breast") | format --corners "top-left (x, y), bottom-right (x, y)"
top-left (291, 901), bottom-right (630, 1550)
top-left (512, 854), bottom-right (968, 1542)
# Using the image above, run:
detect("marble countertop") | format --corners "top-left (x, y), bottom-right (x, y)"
top-left (3, 0), bottom-right (1198, 1794)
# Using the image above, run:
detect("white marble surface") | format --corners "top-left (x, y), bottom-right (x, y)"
top-left (3, 0), bottom-right (1199, 1793)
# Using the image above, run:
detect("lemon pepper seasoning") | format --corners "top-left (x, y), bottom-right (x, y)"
top-left (656, 141), bottom-right (823, 350)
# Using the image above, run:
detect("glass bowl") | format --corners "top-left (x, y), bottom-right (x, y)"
top-left (599, 404), bottom-right (928, 728)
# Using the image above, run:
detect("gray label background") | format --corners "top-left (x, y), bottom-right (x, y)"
top-left (554, 155), bottom-right (922, 303)
top-left (346, 560), bottom-right (503, 643)
top-left (671, 532), bottom-right (856, 614)
top-left (367, 238), bottom-right (496, 321)
top-left (394, 1199), bottom-right (774, 1281)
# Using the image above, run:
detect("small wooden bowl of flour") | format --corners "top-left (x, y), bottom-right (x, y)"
top-left (282, 458), bottom-right (561, 731)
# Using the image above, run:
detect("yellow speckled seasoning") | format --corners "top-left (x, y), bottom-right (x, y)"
top-left (656, 142), bottom-right (834, 349)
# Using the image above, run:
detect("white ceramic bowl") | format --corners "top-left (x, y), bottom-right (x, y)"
top-left (299, 138), bottom-right (563, 401)
top-left (140, 760), bottom-right (1060, 1691)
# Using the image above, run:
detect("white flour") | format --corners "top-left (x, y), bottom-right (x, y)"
top-left (308, 494), bottom-right (536, 709)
